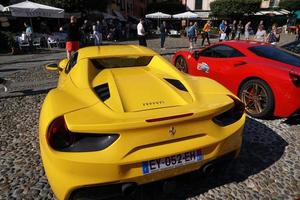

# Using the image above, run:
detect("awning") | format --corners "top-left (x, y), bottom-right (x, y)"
top-left (3, 0), bottom-right (64, 18)
top-left (254, 9), bottom-right (290, 16)
top-left (113, 10), bottom-right (126, 21)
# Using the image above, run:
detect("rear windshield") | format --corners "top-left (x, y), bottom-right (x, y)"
top-left (249, 45), bottom-right (300, 67)
top-left (91, 56), bottom-right (153, 69)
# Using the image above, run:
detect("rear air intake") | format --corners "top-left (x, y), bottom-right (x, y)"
top-left (94, 83), bottom-right (110, 101)
top-left (164, 78), bottom-right (188, 92)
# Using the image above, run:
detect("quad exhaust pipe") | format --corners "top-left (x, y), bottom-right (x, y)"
top-left (121, 183), bottom-right (137, 196)
top-left (201, 163), bottom-right (216, 176)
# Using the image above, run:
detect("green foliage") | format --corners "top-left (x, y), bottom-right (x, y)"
top-left (34, 0), bottom-right (108, 12)
top-left (279, 0), bottom-right (300, 11)
top-left (147, 0), bottom-right (186, 15)
top-left (0, 31), bottom-right (16, 53)
top-left (210, 0), bottom-right (261, 18)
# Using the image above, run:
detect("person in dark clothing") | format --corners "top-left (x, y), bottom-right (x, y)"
top-left (64, 16), bottom-right (81, 60)
top-left (160, 21), bottom-right (167, 49)
top-left (224, 21), bottom-right (231, 40)
top-left (231, 20), bottom-right (237, 40)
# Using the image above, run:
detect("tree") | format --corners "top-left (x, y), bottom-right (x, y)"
top-left (210, 0), bottom-right (261, 18)
top-left (279, 0), bottom-right (300, 11)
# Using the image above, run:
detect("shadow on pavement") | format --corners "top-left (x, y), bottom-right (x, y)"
top-left (0, 58), bottom-right (60, 66)
top-left (121, 117), bottom-right (288, 200)
top-left (0, 68), bottom-right (27, 73)
top-left (0, 88), bottom-right (50, 99)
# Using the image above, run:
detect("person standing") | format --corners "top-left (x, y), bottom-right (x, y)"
top-left (224, 21), bottom-right (231, 40)
top-left (187, 22), bottom-right (198, 50)
top-left (254, 25), bottom-right (267, 42)
top-left (231, 20), bottom-right (237, 40)
top-left (81, 20), bottom-right (91, 46)
top-left (93, 20), bottom-right (102, 45)
top-left (219, 20), bottom-right (226, 41)
top-left (201, 20), bottom-right (211, 46)
top-left (24, 22), bottom-right (33, 50)
top-left (236, 20), bottom-right (243, 40)
top-left (160, 21), bottom-right (167, 50)
top-left (137, 18), bottom-right (147, 47)
top-left (64, 16), bottom-right (80, 60)
top-left (267, 24), bottom-right (280, 45)
top-left (244, 21), bottom-right (251, 40)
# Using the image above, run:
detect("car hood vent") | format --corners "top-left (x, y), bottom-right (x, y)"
top-left (164, 78), bottom-right (188, 92)
top-left (94, 83), bottom-right (110, 102)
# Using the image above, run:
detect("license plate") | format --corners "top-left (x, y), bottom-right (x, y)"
top-left (142, 150), bottom-right (202, 174)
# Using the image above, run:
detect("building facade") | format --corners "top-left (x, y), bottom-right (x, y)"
top-left (181, 0), bottom-right (281, 11)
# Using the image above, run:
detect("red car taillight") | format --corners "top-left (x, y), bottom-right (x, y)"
top-left (289, 70), bottom-right (300, 87)
top-left (212, 95), bottom-right (245, 127)
top-left (46, 116), bottom-right (119, 152)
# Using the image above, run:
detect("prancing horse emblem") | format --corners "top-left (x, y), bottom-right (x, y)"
top-left (169, 126), bottom-right (176, 136)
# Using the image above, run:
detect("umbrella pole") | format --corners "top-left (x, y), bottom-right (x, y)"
top-left (30, 17), bottom-right (33, 29)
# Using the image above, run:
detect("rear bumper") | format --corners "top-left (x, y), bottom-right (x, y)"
top-left (40, 119), bottom-right (244, 200)
top-left (68, 150), bottom-right (238, 200)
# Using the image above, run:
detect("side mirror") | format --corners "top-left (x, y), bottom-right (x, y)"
top-left (59, 58), bottom-right (68, 69)
top-left (45, 63), bottom-right (62, 71)
top-left (192, 50), bottom-right (201, 60)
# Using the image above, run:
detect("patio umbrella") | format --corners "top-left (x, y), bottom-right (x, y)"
top-left (0, 4), bottom-right (4, 12)
top-left (3, 1), bottom-right (64, 18)
top-left (4, 0), bottom-right (64, 28)
top-left (172, 11), bottom-right (199, 28)
top-left (172, 11), bottom-right (198, 19)
top-left (145, 12), bottom-right (171, 19)
top-left (146, 12), bottom-right (171, 27)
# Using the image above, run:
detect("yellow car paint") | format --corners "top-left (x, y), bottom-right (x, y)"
top-left (39, 45), bottom-right (245, 200)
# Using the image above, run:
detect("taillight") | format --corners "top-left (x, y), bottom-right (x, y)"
top-left (289, 71), bottom-right (300, 87)
top-left (212, 95), bottom-right (245, 127)
top-left (46, 116), bottom-right (119, 152)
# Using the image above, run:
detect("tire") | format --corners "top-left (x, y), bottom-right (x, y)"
top-left (175, 56), bottom-right (188, 73)
top-left (238, 79), bottom-right (274, 118)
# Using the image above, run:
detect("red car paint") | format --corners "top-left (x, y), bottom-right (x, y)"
top-left (173, 40), bottom-right (300, 117)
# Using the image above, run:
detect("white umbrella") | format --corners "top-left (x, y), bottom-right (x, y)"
top-left (0, 4), bottom-right (4, 12)
top-left (172, 11), bottom-right (198, 19)
top-left (3, 1), bottom-right (64, 18)
top-left (145, 12), bottom-right (171, 19)
top-left (146, 12), bottom-right (171, 28)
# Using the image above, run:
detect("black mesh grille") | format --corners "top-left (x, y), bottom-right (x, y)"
top-left (164, 78), bottom-right (188, 92)
top-left (94, 83), bottom-right (110, 102)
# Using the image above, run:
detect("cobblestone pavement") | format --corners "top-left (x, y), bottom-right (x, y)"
top-left (0, 35), bottom-right (299, 200)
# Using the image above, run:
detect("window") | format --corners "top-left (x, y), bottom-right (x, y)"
top-left (249, 46), bottom-right (300, 67)
top-left (200, 45), bottom-right (245, 58)
top-left (65, 52), bottom-right (78, 73)
top-left (195, 0), bottom-right (203, 10)
top-left (91, 56), bottom-right (153, 70)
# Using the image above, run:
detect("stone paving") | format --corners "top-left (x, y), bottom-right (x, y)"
top-left (0, 35), bottom-right (299, 200)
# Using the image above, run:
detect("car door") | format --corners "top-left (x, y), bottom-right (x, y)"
top-left (196, 44), bottom-right (246, 89)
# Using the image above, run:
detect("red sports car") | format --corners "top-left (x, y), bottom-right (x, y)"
top-left (173, 40), bottom-right (300, 118)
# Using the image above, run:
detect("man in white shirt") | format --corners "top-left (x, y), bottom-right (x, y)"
top-left (137, 18), bottom-right (147, 47)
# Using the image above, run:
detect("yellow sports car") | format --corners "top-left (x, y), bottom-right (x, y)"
top-left (40, 45), bottom-right (245, 200)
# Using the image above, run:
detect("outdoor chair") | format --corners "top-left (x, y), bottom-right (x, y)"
top-left (47, 36), bottom-right (58, 48)
top-left (17, 36), bottom-right (30, 51)
top-left (33, 37), bottom-right (41, 48)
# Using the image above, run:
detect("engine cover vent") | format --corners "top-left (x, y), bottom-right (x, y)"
top-left (94, 83), bottom-right (110, 102)
top-left (164, 78), bottom-right (188, 92)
